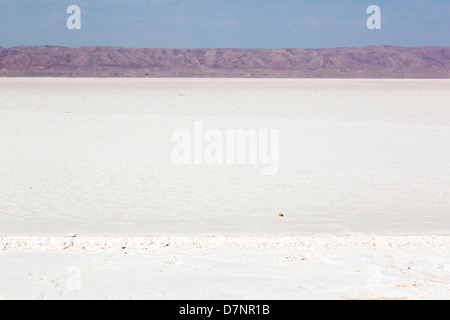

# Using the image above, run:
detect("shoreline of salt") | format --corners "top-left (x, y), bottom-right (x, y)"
top-left (2, 235), bottom-right (450, 252)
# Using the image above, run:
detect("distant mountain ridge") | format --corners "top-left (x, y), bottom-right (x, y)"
top-left (0, 45), bottom-right (449, 78)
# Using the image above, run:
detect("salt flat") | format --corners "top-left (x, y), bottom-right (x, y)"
top-left (0, 78), bottom-right (449, 299)
top-left (1, 236), bottom-right (449, 300)
top-left (0, 78), bottom-right (449, 236)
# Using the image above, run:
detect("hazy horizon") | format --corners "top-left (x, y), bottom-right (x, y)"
top-left (2, 44), bottom-right (450, 50)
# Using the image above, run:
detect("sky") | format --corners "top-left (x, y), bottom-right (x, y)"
top-left (0, 0), bottom-right (449, 49)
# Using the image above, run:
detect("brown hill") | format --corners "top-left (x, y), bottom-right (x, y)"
top-left (0, 45), bottom-right (449, 78)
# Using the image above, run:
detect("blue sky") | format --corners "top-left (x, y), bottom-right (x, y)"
top-left (0, 0), bottom-right (449, 48)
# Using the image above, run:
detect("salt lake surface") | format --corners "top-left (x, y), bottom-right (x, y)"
top-left (1, 78), bottom-right (449, 236)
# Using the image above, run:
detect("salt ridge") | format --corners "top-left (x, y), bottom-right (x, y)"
top-left (1, 235), bottom-right (450, 252)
